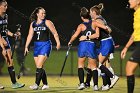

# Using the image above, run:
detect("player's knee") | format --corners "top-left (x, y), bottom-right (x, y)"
top-left (78, 63), bottom-right (84, 68)
top-left (36, 63), bottom-right (43, 68)
top-left (125, 67), bottom-right (134, 76)
top-left (78, 65), bottom-right (84, 68)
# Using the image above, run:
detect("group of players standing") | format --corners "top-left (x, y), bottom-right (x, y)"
top-left (68, 3), bottom-right (119, 91)
top-left (0, 0), bottom-right (119, 90)
top-left (0, 0), bottom-right (140, 93)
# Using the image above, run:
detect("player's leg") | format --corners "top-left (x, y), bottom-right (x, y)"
top-left (30, 55), bottom-right (47, 90)
top-left (41, 57), bottom-right (49, 90)
top-left (98, 53), bottom-right (119, 88)
top-left (77, 57), bottom-right (86, 90)
top-left (84, 63), bottom-right (92, 88)
top-left (30, 41), bottom-right (51, 90)
top-left (126, 45), bottom-right (140, 93)
top-left (100, 59), bottom-right (111, 90)
top-left (126, 61), bottom-right (138, 93)
top-left (88, 58), bottom-right (99, 91)
top-left (106, 59), bottom-right (114, 75)
top-left (3, 49), bottom-right (25, 89)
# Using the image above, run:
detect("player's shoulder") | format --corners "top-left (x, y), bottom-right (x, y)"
top-left (77, 23), bottom-right (84, 29)
top-left (45, 19), bottom-right (54, 26)
top-left (45, 19), bottom-right (52, 24)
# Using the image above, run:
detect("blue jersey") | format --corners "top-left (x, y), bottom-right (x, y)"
top-left (96, 16), bottom-right (114, 56)
top-left (80, 20), bottom-right (97, 42)
top-left (78, 20), bottom-right (97, 59)
top-left (96, 15), bottom-right (110, 40)
top-left (32, 19), bottom-right (52, 57)
top-left (0, 14), bottom-right (8, 37)
top-left (32, 19), bottom-right (50, 42)
top-left (0, 14), bottom-right (10, 49)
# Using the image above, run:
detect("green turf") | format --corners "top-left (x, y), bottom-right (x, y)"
top-left (1, 49), bottom-right (140, 76)
top-left (0, 76), bottom-right (140, 93)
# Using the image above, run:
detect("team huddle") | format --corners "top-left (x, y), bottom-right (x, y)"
top-left (0, 0), bottom-right (140, 93)
top-left (68, 4), bottom-right (119, 91)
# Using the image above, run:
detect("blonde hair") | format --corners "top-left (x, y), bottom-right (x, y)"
top-left (90, 3), bottom-right (104, 15)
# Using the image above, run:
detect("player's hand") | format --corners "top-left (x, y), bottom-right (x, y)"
top-left (15, 31), bottom-right (21, 36)
top-left (13, 32), bottom-right (21, 38)
top-left (56, 43), bottom-right (60, 50)
top-left (68, 42), bottom-right (72, 46)
top-left (24, 47), bottom-right (29, 56)
top-left (79, 36), bottom-right (87, 41)
top-left (121, 47), bottom-right (128, 59)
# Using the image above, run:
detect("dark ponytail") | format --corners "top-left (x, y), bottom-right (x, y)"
top-left (0, 0), bottom-right (6, 5)
top-left (80, 7), bottom-right (90, 19)
top-left (29, 7), bottom-right (44, 22)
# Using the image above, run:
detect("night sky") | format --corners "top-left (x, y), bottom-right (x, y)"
top-left (7, 0), bottom-right (134, 46)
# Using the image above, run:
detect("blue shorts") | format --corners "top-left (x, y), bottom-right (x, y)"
top-left (78, 41), bottom-right (97, 59)
top-left (33, 40), bottom-right (52, 57)
top-left (98, 37), bottom-right (114, 56)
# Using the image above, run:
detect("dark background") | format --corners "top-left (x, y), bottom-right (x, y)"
top-left (7, 0), bottom-right (134, 46)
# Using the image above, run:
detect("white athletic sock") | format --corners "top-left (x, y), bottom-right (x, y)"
top-left (98, 62), bottom-right (102, 68)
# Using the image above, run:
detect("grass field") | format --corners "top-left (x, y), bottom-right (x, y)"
top-left (0, 48), bottom-right (140, 92)
top-left (0, 76), bottom-right (140, 93)
top-left (1, 49), bottom-right (140, 76)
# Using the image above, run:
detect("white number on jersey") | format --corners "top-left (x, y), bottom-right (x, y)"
top-left (37, 31), bottom-right (40, 40)
top-left (86, 31), bottom-right (92, 40)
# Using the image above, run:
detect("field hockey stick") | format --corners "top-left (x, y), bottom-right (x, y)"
top-left (17, 41), bottom-right (27, 79)
top-left (11, 24), bottom-right (21, 59)
top-left (17, 62), bottom-right (24, 79)
top-left (17, 54), bottom-right (26, 79)
top-left (60, 44), bottom-right (72, 77)
top-left (11, 36), bottom-right (18, 59)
